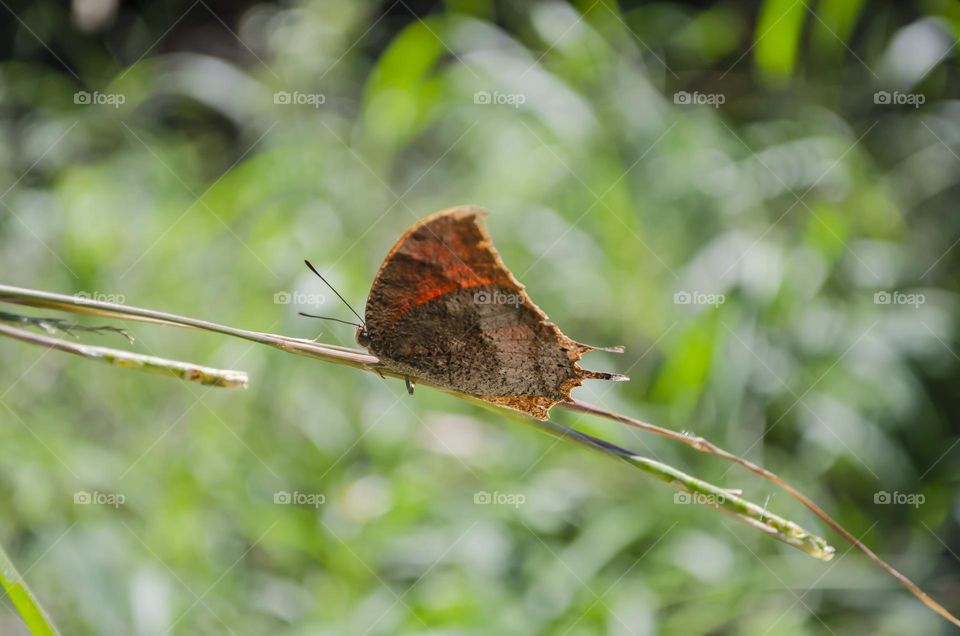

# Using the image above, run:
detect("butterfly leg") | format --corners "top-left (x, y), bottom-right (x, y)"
top-left (404, 375), bottom-right (415, 396)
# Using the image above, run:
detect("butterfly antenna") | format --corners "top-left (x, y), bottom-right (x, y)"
top-left (297, 313), bottom-right (363, 328)
top-left (303, 260), bottom-right (366, 327)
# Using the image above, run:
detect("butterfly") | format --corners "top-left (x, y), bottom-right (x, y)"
top-left (304, 205), bottom-right (626, 420)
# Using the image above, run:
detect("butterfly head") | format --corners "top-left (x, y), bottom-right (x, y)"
top-left (301, 259), bottom-right (370, 347)
top-left (356, 324), bottom-right (371, 348)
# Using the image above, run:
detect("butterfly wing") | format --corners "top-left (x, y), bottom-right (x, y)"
top-left (364, 205), bottom-right (624, 420)
top-left (364, 206), bottom-right (513, 333)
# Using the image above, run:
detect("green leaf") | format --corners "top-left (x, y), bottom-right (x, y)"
top-left (0, 543), bottom-right (60, 636)
top-left (754, 0), bottom-right (807, 80)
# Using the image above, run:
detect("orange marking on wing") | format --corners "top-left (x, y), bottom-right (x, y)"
top-left (404, 280), bottom-right (490, 310)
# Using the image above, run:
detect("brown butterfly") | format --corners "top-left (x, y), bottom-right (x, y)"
top-left (304, 205), bottom-right (626, 420)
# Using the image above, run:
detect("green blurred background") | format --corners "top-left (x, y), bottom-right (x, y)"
top-left (1, 0), bottom-right (959, 633)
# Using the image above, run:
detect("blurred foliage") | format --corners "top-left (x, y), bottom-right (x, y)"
top-left (1, 0), bottom-right (959, 634)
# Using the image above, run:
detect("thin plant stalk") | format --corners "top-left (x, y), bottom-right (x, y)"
top-left (0, 322), bottom-right (247, 388)
top-left (0, 284), bottom-right (833, 558)
top-left (0, 284), bottom-right (375, 369)
top-left (2, 283), bottom-right (958, 626)
top-left (520, 414), bottom-right (835, 559)
top-left (562, 399), bottom-right (960, 629)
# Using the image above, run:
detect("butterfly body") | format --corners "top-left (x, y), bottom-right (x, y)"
top-left (356, 206), bottom-right (625, 420)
